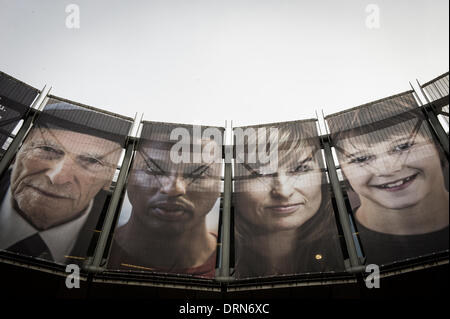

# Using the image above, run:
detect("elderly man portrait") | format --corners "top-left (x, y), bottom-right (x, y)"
top-left (0, 101), bottom-right (130, 264)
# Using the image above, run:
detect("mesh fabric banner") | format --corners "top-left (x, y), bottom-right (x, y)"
top-left (326, 91), bottom-right (449, 266)
top-left (0, 71), bottom-right (39, 154)
top-left (0, 97), bottom-right (132, 265)
top-left (233, 120), bottom-right (344, 279)
top-left (108, 121), bottom-right (223, 278)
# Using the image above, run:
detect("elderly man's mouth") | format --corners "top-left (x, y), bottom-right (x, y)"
top-left (26, 185), bottom-right (72, 199)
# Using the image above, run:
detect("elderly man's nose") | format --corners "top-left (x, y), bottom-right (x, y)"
top-left (45, 157), bottom-right (75, 184)
top-left (161, 175), bottom-right (187, 197)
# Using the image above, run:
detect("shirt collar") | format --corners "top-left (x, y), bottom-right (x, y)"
top-left (0, 188), bottom-right (36, 249)
top-left (0, 188), bottom-right (92, 263)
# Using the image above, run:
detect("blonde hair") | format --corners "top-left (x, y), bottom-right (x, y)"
top-left (233, 120), bottom-right (343, 277)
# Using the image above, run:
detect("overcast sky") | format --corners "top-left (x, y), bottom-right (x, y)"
top-left (1, 0), bottom-right (448, 128)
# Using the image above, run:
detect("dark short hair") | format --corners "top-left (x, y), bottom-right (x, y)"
top-left (325, 92), bottom-right (439, 160)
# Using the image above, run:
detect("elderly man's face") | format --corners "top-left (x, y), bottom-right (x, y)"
top-left (127, 139), bottom-right (222, 235)
top-left (10, 127), bottom-right (121, 230)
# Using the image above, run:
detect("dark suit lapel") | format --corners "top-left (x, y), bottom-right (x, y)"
top-left (68, 190), bottom-right (110, 264)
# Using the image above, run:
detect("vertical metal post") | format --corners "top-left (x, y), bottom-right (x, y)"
top-left (217, 160), bottom-right (232, 280)
top-left (216, 120), bottom-right (233, 282)
top-left (424, 108), bottom-right (449, 157)
top-left (85, 138), bottom-right (136, 271)
top-left (322, 137), bottom-right (364, 273)
top-left (412, 81), bottom-right (449, 157)
top-left (0, 86), bottom-right (50, 177)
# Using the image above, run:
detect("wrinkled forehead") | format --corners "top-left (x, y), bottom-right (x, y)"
top-left (26, 127), bottom-right (122, 155)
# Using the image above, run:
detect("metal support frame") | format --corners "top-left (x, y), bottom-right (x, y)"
top-left (216, 119), bottom-right (234, 282)
top-left (412, 80), bottom-right (449, 157)
top-left (322, 137), bottom-right (365, 273)
top-left (0, 86), bottom-right (50, 177)
top-left (423, 106), bottom-right (450, 157)
top-left (0, 75), bottom-right (447, 288)
top-left (84, 137), bottom-right (136, 273)
top-left (216, 158), bottom-right (233, 281)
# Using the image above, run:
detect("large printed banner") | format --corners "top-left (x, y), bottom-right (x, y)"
top-left (326, 91), bottom-right (449, 266)
top-left (0, 97), bottom-right (132, 264)
top-left (108, 121), bottom-right (223, 278)
top-left (233, 120), bottom-right (344, 279)
top-left (0, 71), bottom-right (39, 152)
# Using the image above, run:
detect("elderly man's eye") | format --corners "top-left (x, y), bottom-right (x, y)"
top-left (38, 146), bottom-right (61, 154)
top-left (79, 156), bottom-right (103, 166)
top-left (35, 145), bottom-right (63, 158)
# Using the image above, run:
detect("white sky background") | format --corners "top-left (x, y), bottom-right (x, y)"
top-left (0, 0), bottom-right (449, 128)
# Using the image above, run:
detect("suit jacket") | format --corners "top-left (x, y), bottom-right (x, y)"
top-left (0, 168), bottom-right (110, 265)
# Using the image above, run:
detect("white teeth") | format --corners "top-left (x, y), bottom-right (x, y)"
top-left (384, 180), bottom-right (404, 188)
top-left (378, 175), bottom-right (416, 189)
